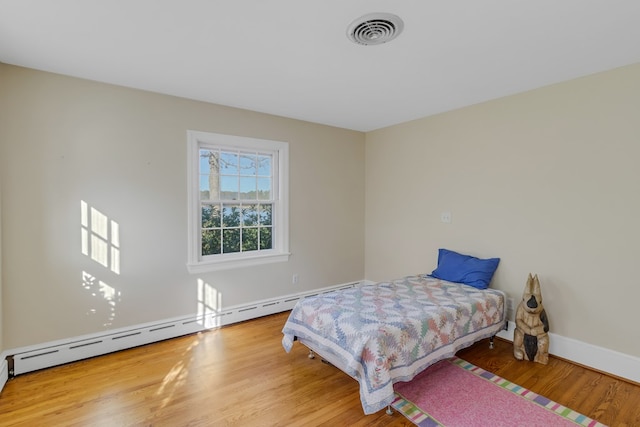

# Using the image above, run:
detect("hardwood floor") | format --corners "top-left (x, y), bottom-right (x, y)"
top-left (1, 312), bottom-right (638, 426)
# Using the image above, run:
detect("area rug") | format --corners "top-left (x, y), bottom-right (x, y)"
top-left (391, 357), bottom-right (607, 427)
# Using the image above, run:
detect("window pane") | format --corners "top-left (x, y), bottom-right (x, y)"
top-left (202, 205), bottom-right (221, 228)
top-left (257, 155), bottom-right (271, 176)
top-left (242, 205), bottom-right (259, 226)
top-left (222, 205), bottom-right (241, 227)
top-left (202, 230), bottom-right (221, 255)
top-left (240, 154), bottom-right (257, 176)
top-left (220, 176), bottom-right (239, 200)
top-left (200, 149), bottom-right (217, 174)
top-left (260, 204), bottom-right (272, 226)
top-left (242, 228), bottom-right (259, 251)
top-left (220, 152), bottom-right (238, 174)
top-left (239, 176), bottom-right (257, 200)
top-left (223, 229), bottom-right (241, 253)
top-left (200, 175), bottom-right (212, 200)
top-left (257, 177), bottom-right (271, 200)
top-left (260, 227), bottom-right (272, 250)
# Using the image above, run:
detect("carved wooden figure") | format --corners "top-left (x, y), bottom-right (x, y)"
top-left (513, 273), bottom-right (550, 364)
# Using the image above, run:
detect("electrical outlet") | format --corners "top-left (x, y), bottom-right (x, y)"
top-left (292, 274), bottom-right (299, 285)
top-left (440, 211), bottom-right (452, 223)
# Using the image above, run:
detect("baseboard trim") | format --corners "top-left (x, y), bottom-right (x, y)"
top-left (3, 285), bottom-right (638, 389)
top-left (3, 280), bottom-right (360, 377)
top-left (497, 321), bottom-right (640, 384)
top-left (0, 359), bottom-right (8, 394)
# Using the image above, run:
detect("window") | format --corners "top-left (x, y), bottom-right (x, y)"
top-left (187, 131), bottom-right (289, 272)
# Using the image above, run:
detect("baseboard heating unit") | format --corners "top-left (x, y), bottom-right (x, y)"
top-left (4, 281), bottom-right (359, 378)
top-left (0, 359), bottom-right (8, 391)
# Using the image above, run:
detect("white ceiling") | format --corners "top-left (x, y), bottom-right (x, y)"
top-left (1, 1), bottom-right (639, 132)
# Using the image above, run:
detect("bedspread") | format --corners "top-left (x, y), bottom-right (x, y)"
top-left (282, 275), bottom-right (505, 414)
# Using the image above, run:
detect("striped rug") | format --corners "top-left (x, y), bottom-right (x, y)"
top-left (392, 357), bottom-right (606, 427)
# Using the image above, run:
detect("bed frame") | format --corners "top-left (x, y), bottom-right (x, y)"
top-left (282, 275), bottom-right (506, 415)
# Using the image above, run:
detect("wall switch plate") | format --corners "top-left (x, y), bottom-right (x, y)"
top-left (440, 211), bottom-right (452, 223)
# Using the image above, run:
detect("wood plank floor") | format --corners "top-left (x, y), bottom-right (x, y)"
top-left (1, 312), bottom-right (638, 426)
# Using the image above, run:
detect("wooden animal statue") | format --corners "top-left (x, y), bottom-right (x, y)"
top-left (513, 273), bottom-right (550, 364)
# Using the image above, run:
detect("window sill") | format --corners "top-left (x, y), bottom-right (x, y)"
top-left (186, 252), bottom-right (290, 274)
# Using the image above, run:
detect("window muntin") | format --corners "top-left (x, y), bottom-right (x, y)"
top-left (199, 147), bottom-right (274, 256)
top-left (187, 131), bottom-right (289, 272)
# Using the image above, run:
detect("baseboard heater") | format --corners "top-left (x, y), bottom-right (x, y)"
top-left (6, 281), bottom-right (359, 377)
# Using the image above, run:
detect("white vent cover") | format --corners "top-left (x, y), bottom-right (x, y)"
top-left (347, 13), bottom-right (404, 45)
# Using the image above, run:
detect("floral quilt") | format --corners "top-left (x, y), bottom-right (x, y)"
top-left (282, 275), bottom-right (506, 414)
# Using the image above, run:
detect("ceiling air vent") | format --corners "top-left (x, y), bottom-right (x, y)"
top-left (347, 13), bottom-right (404, 46)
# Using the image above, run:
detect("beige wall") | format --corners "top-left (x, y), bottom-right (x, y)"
top-left (2, 59), bottom-right (638, 359)
top-left (365, 63), bottom-right (640, 357)
top-left (0, 178), bottom-right (3, 354)
top-left (0, 64), bottom-right (365, 348)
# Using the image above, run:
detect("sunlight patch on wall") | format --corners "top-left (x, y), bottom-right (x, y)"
top-left (197, 279), bottom-right (222, 328)
top-left (80, 200), bottom-right (122, 327)
top-left (82, 271), bottom-right (121, 327)
top-left (81, 200), bottom-right (120, 274)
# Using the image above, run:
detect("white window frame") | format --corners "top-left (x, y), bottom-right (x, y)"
top-left (187, 130), bottom-right (289, 273)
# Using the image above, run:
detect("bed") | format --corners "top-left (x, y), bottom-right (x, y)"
top-left (281, 273), bottom-right (506, 414)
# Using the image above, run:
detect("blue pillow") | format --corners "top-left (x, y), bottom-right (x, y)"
top-left (430, 249), bottom-right (500, 289)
